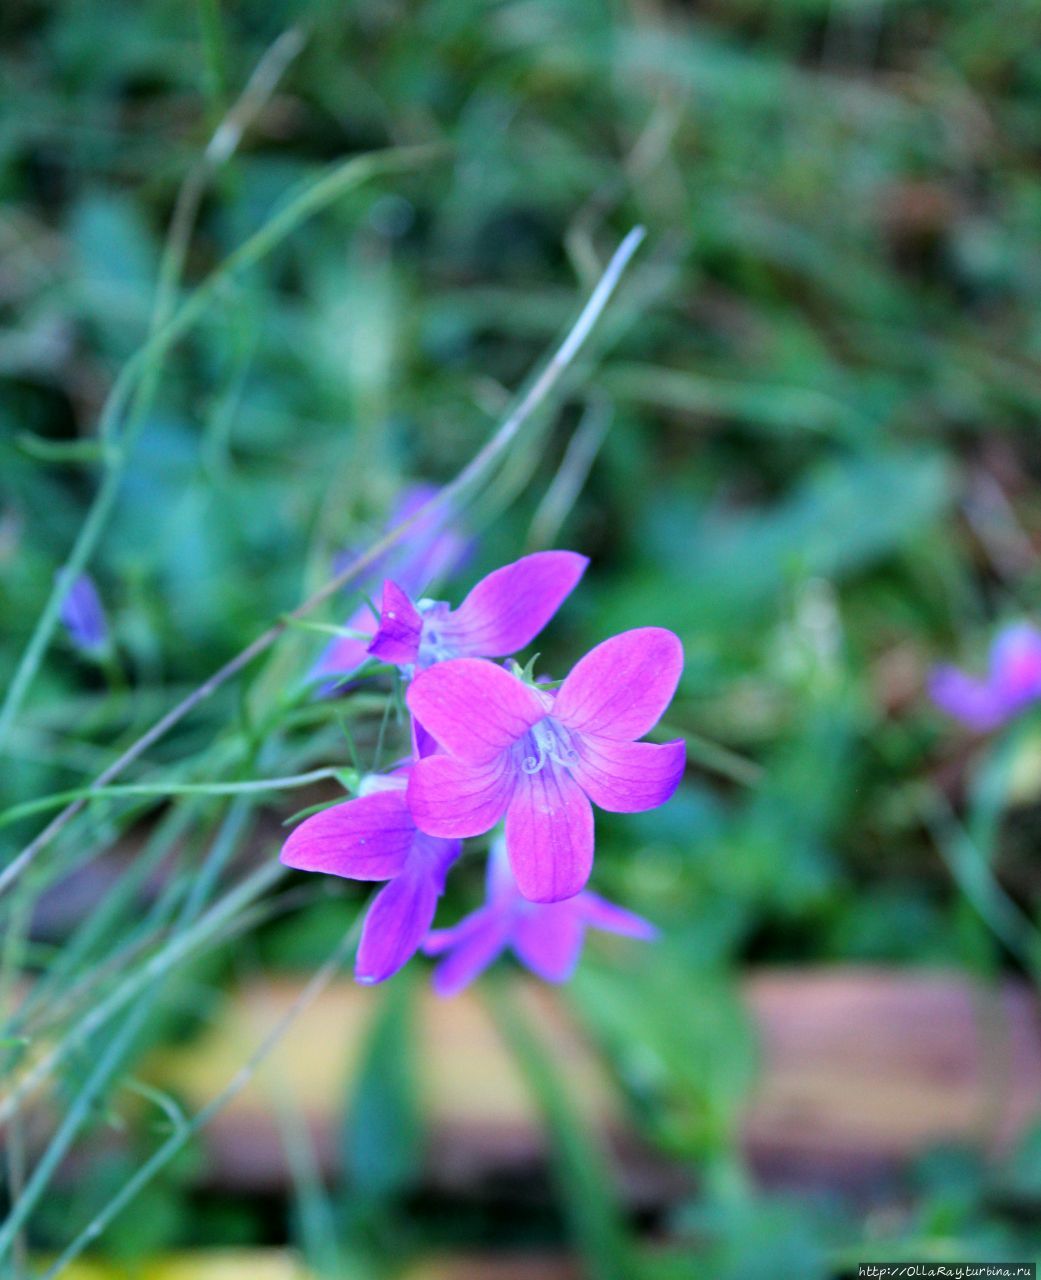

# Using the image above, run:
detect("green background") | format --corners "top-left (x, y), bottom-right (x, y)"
top-left (3, 0), bottom-right (1041, 1273)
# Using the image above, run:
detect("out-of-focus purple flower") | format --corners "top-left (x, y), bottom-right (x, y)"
top-left (422, 838), bottom-right (657, 997)
top-left (280, 771), bottom-right (460, 984)
top-left (310, 485), bottom-right (470, 685)
top-left (368, 551), bottom-right (588, 670)
top-left (58, 572), bottom-right (108, 655)
top-left (406, 628), bottom-right (686, 904)
top-left (929, 623), bottom-right (1041, 732)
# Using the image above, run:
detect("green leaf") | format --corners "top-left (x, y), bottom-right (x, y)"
top-left (572, 951), bottom-right (756, 1167)
top-left (15, 434), bottom-right (110, 465)
top-left (343, 972), bottom-right (423, 1200)
top-left (485, 979), bottom-right (637, 1280)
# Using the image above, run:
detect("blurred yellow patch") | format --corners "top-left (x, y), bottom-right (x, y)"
top-left (60, 1251), bottom-right (308, 1280)
top-left (1007, 723), bottom-right (1041, 805)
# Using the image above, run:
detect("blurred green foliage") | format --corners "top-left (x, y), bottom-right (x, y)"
top-left (4, 0), bottom-right (1041, 1274)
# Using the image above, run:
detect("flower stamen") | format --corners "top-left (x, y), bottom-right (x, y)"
top-left (519, 718), bottom-right (579, 774)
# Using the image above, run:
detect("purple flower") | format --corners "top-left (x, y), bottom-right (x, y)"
top-left (310, 485), bottom-right (470, 684)
top-left (58, 572), bottom-right (108, 655)
top-left (368, 550), bottom-right (588, 670)
top-left (280, 771), bottom-right (460, 985)
top-left (405, 628), bottom-right (685, 904)
top-left (422, 839), bottom-right (657, 997)
top-left (929, 623), bottom-right (1041, 732)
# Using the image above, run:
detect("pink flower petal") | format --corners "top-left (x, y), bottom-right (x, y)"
top-left (571, 737), bottom-right (686, 813)
top-left (407, 753), bottom-right (515, 838)
top-left (280, 792), bottom-right (414, 880)
top-left (512, 902), bottom-right (585, 981)
top-left (553, 628), bottom-right (684, 741)
top-left (368, 580), bottom-right (423, 666)
top-left (440, 551), bottom-right (588, 658)
top-left (504, 765), bottom-right (594, 903)
top-left (355, 867), bottom-right (442, 984)
top-left (427, 909), bottom-right (512, 997)
top-left (423, 906), bottom-right (497, 956)
top-left (580, 893), bottom-right (658, 940)
top-left (992, 623), bottom-right (1041, 704)
top-left (406, 658), bottom-right (547, 763)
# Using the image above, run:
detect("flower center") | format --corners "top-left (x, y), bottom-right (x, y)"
top-left (520, 717), bottom-right (579, 775)
top-left (416, 599), bottom-right (456, 666)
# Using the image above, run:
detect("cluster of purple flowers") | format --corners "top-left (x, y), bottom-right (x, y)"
top-left (282, 492), bottom-right (685, 994)
top-left (59, 481), bottom-right (1040, 999)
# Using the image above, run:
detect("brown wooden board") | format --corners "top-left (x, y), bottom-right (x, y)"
top-left (148, 968), bottom-right (1041, 1198)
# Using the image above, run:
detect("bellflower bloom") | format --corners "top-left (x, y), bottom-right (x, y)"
top-left (929, 623), bottom-right (1041, 732)
top-left (310, 485), bottom-right (470, 684)
top-left (406, 628), bottom-right (685, 903)
top-left (423, 839), bottom-right (657, 997)
top-left (368, 550), bottom-right (588, 670)
top-left (58, 572), bottom-right (108, 655)
top-left (280, 771), bottom-right (460, 984)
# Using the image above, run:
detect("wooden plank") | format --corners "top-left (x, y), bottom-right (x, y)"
top-left (57, 1250), bottom-right (578, 1279)
top-left (54, 1253), bottom-right (306, 1280)
top-left (744, 969), bottom-right (1041, 1175)
top-left (152, 967), bottom-right (1041, 1197)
